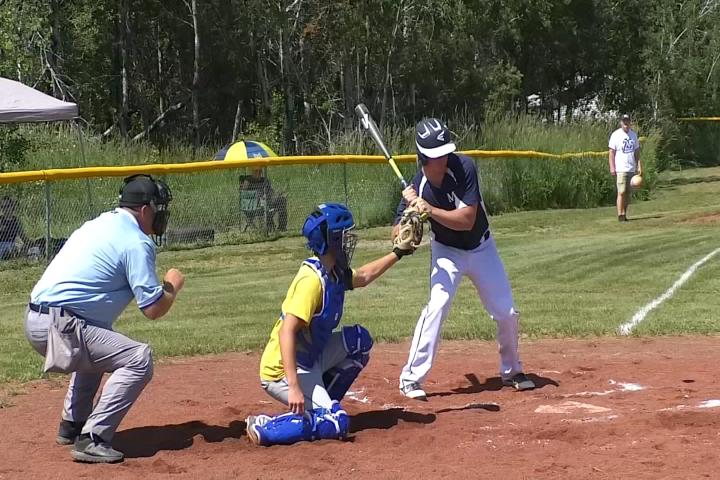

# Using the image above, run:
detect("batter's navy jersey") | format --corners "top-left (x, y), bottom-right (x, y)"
top-left (394, 153), bottom-right (490, 250)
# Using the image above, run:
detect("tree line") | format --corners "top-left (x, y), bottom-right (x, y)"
top-left (1, 0), bottom-right (719, 166)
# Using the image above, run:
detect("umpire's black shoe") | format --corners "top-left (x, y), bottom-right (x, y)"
top-left (502, 373), bottom-right (536, 391)
top-left (57, 420), bottom-right (84, 446)
top-left (71, 434), bottom-right (124, 464)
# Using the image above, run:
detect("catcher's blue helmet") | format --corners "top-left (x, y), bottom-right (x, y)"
top-left (302, 203), bottom-right (357, 271)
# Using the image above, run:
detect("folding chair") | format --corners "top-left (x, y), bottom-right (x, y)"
top-left (239, 178), bottom-right (277, 232)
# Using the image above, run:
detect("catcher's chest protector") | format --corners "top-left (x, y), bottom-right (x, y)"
top-left (295, 258), bottom-right (346, 369)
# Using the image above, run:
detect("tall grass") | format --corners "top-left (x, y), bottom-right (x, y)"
top-left (1, 116), bottom-right (660, 252)
top-left (324, 114), bottom-right (660, 214)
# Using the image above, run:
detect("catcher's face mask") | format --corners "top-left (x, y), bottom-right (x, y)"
top-left (329, 225), bottom-right (357, 272)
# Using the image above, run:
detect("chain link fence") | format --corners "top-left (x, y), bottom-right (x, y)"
top-left (0, 151), bottom-right (622, 269)
top-left (0, 160), bottom-right (422, 267)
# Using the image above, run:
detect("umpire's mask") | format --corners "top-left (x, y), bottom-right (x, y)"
top-left (119, 174), bottom-right (173, 244)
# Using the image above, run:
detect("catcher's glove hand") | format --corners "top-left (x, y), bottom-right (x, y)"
top-left (393, 207), bottom-right (424, 258)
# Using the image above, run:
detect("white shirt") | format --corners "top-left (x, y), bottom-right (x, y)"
top-left (608, 128), bottom-right (640, 173)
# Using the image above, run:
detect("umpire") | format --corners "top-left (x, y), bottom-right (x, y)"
top-left (24, 174), bottom-right (185, 464)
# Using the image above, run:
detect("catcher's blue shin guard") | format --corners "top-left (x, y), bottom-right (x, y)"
top-left (323, 324), bottom-right (373, 401)
top-left (313, 401), bottom-right (350, 440)
top-left (250, 412), bottom-right (313, 446)
top-left (252, 402), bottom-right (349, 446)
top-left (323, 353), bottom-right (369, 401)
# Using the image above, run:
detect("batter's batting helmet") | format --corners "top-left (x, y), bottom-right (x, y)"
top-left (302, 203), bottom-right (357, 273)
top-left (416, 118), bottom-right (456, 165)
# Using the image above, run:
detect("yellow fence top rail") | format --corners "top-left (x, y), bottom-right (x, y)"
top-left (0, 149), bottom-right (607, 185)
top-left (677, 117), bottom-right (720, 121)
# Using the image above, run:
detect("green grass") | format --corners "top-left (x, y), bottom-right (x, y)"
top-left (2, 166), bottom-right (720, 382)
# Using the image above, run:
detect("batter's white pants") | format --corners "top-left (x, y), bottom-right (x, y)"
top-left (400, 236), bottom-right (522, 386)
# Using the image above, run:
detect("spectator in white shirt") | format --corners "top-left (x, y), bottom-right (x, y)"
top-left (608, 114), bottom-right (642, 222)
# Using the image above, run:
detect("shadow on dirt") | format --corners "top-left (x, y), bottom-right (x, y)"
top-left (114, 420), bottom-right (246, 458)
top-left (435, 402), bottom-right (501, 414)
top-left (350, 408), bottom-right (436, 433)
top-left (427, 372), bottom-right (559, 399)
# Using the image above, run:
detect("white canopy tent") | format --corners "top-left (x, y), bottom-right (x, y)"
top-left (0, 77), bottom-right (90, 260)
top-left (0, 77), bottom-right (78, 123)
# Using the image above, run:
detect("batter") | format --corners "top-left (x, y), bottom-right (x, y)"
top-left (393, 118), bottom-right (536, 400)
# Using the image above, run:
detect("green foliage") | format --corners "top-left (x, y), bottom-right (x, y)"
top-left (0, 126), bottom-right (32, 171)
top-left (0, 0), bottom-right (716, 167)
top-left (242, 92), bottom-right (284, 154)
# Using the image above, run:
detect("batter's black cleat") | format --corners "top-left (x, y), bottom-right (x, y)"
top-left (399, 381), bottom-right (427, 401)
top-left (71, 434), bottom-right (124, 464)
top-left (502, 373), bottom-right (536, 391)
top-left (57, 420), bottom-right (84, 446)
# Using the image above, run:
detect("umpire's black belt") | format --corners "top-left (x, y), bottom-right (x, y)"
top-left (28, 303), bottom-right (75, 317)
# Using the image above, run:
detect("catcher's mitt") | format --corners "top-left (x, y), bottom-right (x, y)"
top-left (393, 208), bottom-right (424, 258)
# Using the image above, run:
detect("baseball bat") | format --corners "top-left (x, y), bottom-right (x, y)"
top-left (354, 103), bottom-right (408, 189)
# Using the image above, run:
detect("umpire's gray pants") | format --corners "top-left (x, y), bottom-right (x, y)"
top-left (261, 331), bottom-right (349, 411)
top-left (24, 307), bottom-right (153, 442)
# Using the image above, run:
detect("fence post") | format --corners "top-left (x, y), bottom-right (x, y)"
top-left (44, 181), bottom-right (51, 262)
top-left (343, 163), bottom-right (349, 206)
top-left (74, 121), bottom-right (95, 219)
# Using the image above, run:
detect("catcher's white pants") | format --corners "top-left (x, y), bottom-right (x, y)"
top-left (400, 235), bottom-right (523, 387)
top-left (261, 331), bottom-right (348, 411)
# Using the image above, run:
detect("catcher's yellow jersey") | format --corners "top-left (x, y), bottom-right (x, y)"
top-left (259, 264), bottom-right (322, 381)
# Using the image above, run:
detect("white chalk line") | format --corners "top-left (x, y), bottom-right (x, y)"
top-left (658, 399), bottom-right (720, 411)
top-left (619, 247), bottom-right (720, 335)
top-left (346, 387), bottom-right (371, 404)
top-left (562, 379), bottom-right (645, 398)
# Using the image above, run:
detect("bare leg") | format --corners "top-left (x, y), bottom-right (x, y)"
top-left (617, 192), bottom-right (628, 216)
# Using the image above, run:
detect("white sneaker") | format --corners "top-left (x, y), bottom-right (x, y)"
top-left (245, 415), bottom-right (271, 446)
top-left (400, 381), bottom-right (427, 401)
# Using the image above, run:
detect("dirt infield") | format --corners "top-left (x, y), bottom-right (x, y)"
top-left (1, 336), bottom-right (718, 480)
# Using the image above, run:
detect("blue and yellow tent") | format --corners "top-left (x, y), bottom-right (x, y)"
top-left (214, 140), bottom-right (277, 161)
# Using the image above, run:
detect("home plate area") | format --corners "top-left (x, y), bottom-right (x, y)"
top-left (1, 337), bottom-right (719, 480)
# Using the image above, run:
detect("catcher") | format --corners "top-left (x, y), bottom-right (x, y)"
top-left (245, 202), bottom-right (423, 446)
